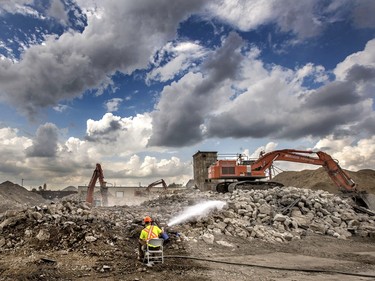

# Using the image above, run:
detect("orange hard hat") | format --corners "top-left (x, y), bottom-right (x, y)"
top-left (144, 216), bottom-right (152, 223)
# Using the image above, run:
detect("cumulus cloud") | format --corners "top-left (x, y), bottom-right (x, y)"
top-left (148, 31), bottom-right (374, 148)
top-left (0, 126), bottom-right (31, 161)
top-left (0, 123), bottom-right (192, 188)
top-left (148, 32), bottom-right (245, 147)
top-left (206, 0), bottom-right (354, 39)
top-left (334, 39), bottom-right (375, 81)
top-left (47, 0), bottom-right (69, 25)
top-left (0, 0), bottom-right (36, 16)
top-left (26, 123), bottom-right (59, 157)
top-left (314, 135), bottom-right (375, 171)
top-left (113, 154), bottom-right (190, 179)
top-left (85, 112), bottom-right (153, 155)
top-left (0, 0), bottom-right (206, 118)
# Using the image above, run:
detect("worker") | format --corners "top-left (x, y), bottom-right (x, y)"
top-left (138, 216), bottom-right (164, 261)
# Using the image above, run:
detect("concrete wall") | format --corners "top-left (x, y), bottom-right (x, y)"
top-left (77, 185), bottom-right (180, 206)
top-left (193, 151), bottom-right (218, 191)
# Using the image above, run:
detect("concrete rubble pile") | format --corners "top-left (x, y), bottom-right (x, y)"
top-left (177, 187), bottom-right (375, 244)
top-left (0, 187), bottom-right (374, 254)
top-left (143, 187), bottom-right (375, 243)
top-left (0, 200), bottom-right (130, 253)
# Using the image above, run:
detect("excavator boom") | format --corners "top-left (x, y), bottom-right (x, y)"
top-left (207, 149), bottom-right (374, 211)
top-left (146, 179), bottom-right (167, 192)
top-left (86, 163), bottom-right (108, 206)
top-left (251, 149), bottom-right (356, 192)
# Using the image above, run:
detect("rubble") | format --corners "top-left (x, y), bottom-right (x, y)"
top-left (0, 186), bottom-right (374, 256)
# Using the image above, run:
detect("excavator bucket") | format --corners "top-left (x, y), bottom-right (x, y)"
top-left (351, 192), bottom-right (375, 215)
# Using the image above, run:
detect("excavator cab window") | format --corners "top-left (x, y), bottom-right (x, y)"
top-left (242, 160), bottom-right (255, 165)
top-left (222, 167), bottom-right (235, 175)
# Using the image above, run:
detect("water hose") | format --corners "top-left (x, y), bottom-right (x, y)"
top-left (164, 255), bottom-right (375, 278)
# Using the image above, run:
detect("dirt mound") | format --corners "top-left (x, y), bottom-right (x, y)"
top-left (273, 168), bottom-right (375, 194)
top-left (0, 181), bottom-right (47, 213)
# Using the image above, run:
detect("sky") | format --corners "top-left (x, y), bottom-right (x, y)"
top-left (0, 0), bottom-right (374, 190)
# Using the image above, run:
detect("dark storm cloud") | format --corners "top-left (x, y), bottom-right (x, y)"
top-left (0, 0), bottom-right (206, 118)
top-left (208, 114), bottom-right (283, 139)
top-left (26, 123), bottom-right (59, 157)
top-left (150, 32), bottom-right (374, 147)
top-left (148, 32), bottom-right (245, 147)
top-left (356, 116), bottom-right (375, 135)
top-left (345, 64), bottom-right (375, 82)
top-left (200, 32), bottom-right (244, 83)
top-left (304, 81), bottom-right (360, 108)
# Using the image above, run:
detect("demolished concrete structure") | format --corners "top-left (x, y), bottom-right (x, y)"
top-left (1, 186), bottom-right (374, 256)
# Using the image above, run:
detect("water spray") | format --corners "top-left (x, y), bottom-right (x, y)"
top-left (167, 200), bottom-right (226, 227)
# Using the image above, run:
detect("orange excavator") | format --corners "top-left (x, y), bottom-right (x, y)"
top-left (134, 179), bottom-right (168, 196)
top-left (208, 149), bottom-right (374, 211)
top-left (146, 179), bottom-right (168, 192)
top-left (86, 163), bottom-right (108, 206)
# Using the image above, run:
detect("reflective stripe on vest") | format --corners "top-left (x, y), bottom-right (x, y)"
top-left (143, 225), bottom-right (158, 241)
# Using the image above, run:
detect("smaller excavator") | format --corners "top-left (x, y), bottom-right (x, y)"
top-left (208, 149), bottom-right (375, 211)
top-left (86, 163), bottom-right (108, 206)
top-left (146, 179), bottom-right (168, 192)
top-left (134, 179), bottom-right (168, 196)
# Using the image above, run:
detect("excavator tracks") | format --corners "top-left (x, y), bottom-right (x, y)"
top-left (216, 181), bottom-right (284, 193)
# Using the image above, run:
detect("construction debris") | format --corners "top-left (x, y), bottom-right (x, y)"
top-left (0, 186), bottom-right (374, 257)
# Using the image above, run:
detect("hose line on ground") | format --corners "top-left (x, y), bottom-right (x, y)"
top-left (164, 255), bottom-right (375, 279)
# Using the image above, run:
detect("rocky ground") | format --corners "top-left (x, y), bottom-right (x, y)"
top-left (1, 175), bottom-right (375, 281)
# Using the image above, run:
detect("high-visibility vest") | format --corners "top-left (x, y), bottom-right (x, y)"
top-left (145, 226), bottom-right (158, 240)
top-left (140, 225), bottom-right (162, 247)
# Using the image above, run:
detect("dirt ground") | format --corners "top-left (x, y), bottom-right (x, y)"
top-left (273, 168), bottom-right (375, 195)
top-left (1, 168), bottom-right (375, 281)
top-left (1, 227), bottom-right (375, 281)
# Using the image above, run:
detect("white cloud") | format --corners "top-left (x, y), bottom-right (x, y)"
top-left (0, 1), bottom-right (206, 118)
top-left (207, 0), bottom-right (323, 38)
top-left (47, 0), bottom-right (69, 25)
top-left (147, 41), bottom-right (208, 82)
top-left (294, 63), bottom-right (329, 85)
top-left (0, 0), bottom-right (38, 16)
top-left (0, 127), bottom-right (32, 155)
top-left (149, 33), bottom-right (374, 153)
top-left (0, 122), bottom-right (192, 188)
top-left (334, 39), bottom-right (375, 81)
top-left (86, 112), bottom-right (153, 155)
top-left (105, 98), bottom-right (123, 112)
top-left (206, 0), bottom-right (370, 40)
top-left (53, 104), bottom-right (69, 112)
top-left (314, 135), bottom-right (375, 171)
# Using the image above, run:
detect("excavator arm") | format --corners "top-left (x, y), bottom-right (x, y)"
top-left (146, 179), bottom-right (167, 192)
top-left (251, 149), bottom-right (356, 192)
top-left (86, 163), bottom-right (108, 206)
